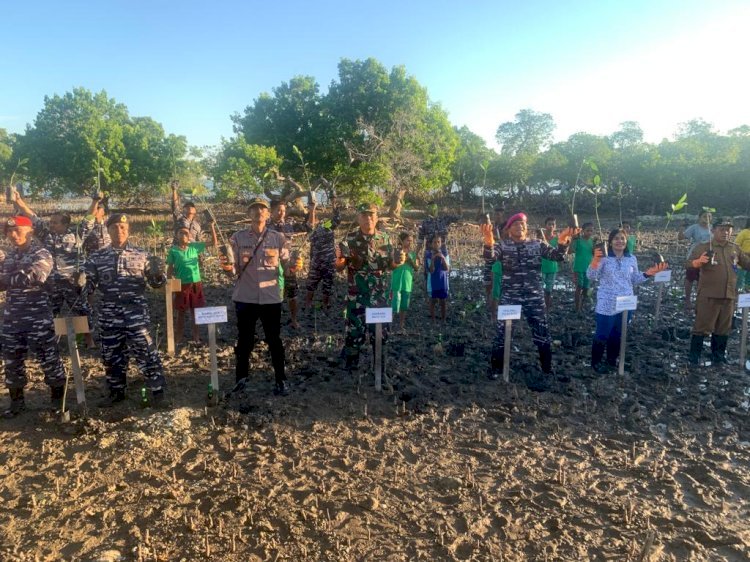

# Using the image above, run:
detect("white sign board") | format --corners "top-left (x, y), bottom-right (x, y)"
top-left (615, 296), bottom-right (638, 312)
top-left (654, 270), bottom-right (672, 283)
top-left (366, 307), bottom-right (393, 324)
top-left (497, 305), bottom-right (522, 321)
top-left (194, 306), bottom-right (228, 325)
top-left (738, 293), bottom-right (750, 308)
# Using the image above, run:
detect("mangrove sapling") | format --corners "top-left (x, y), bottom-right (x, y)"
top-left (662, 193), bottom-right (688, 237)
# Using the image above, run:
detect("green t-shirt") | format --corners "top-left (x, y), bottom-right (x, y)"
top-left (626, 235), bottom-right (637, 254)
top-left (491, 260), bottom-right (503, 301)
top-left (166, 242), bottom-right (206, 283)
top-left (572, 237), bottom-right (594, 273)
top-left (391, 252), bottom-right (416, 293)
top-left (541, 236), bottom-right (559, 274)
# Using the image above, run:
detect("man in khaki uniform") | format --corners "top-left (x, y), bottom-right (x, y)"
top-left (687, 217), bottom-right (750, 365)
top-left (225, 198), bottom-right (302, 395)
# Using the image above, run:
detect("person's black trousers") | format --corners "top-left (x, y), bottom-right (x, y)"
top-left (234, 302), bottom-right (285, 384)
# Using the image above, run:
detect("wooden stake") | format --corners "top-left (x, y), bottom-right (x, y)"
top-left (54, 316), bottom-right (90, 415)
top-left (618, 312), bottom-right (629, 376)
top-left (739, 306), bottom-right (748, 368)
top-left (653, 284), bottom-right (664, 329)
top-left (208, 323), bottom-right (219, 404)
top-left (165, 278), bottom-right (182, 355)
top-left (374, 323), bottom-right (382, 392)
top-left (502, 319), bottom-right (512, 383)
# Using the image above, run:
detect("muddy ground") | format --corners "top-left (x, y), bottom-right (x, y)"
top-left (0, 211), bottom-right (748, 562)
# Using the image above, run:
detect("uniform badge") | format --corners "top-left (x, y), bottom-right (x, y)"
top-left (6, 218), bottom-right (15, 227)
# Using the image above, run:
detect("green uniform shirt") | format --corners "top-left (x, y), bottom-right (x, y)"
top-left (166, 242), bottom-right (206, 283)
top-left (572, 237), bottom-right (594, 273)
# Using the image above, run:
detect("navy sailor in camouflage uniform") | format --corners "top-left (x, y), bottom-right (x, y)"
top-left (0, 216), bottom-right (67, 417)
top-left (335, 203), bottom-right (402, 372)
top-left (268, 199), bottom-right (313, 329)
top-left (79, 192), bottom-right (111, 254)
top-left (83, 214), bottom-right (168, 406)
top-left (13, 193), bottom-right (96, 348)
top-left (481, 212), bottom-right (575, 390)
top-left (304, 197), bottom-right (341, 309)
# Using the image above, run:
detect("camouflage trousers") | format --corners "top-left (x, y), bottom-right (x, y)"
top-left (100, 324), bottom-right (165, 391)
top-left (49, 277), bottom-right (91, 318)
top-left (343, 295), bottom-right (389, 363)
top-left (306, 260), bottom-right (335, 297)
top-left (2, 326), bottom-right (66, 389)
top-left (283, 272), bottom-right (299, 300)
top-left (491, 294), bottom-right (551, 366)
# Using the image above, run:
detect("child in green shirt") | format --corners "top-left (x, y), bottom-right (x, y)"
top-left (166, 224), bottom-right (218, 343)
top-left (571, 222), bottom-right (595, 312)
top-left (491, 260), bottom-right (503, 303)
top-left (621, 221), bottom-right (637, 254)
top-left (391, 232), bottom-right (419, 331)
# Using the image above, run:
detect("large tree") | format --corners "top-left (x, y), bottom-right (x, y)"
top-left (495, 109), bottom-right (555, 156)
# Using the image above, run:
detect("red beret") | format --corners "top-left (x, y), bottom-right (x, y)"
top-left (4, 216), bottom-right (33, 229)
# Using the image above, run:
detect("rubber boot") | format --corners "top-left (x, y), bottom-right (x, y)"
top-left (712, 334), bottom-right (729, 365)
top-left (489, 348), bottom-right (504, 380)
top-left (591, 340), bottom-right (608, 374)
top-left (688, 335), bottom-right (703, 366)
top-left (605, 336), bottom-right (620, 369)
top-left (97, 388), bottom-right (126, 408)
top-left (50, 385), bottom-right (65, 401)
top-left (3, 387), bottom-right (26, 418)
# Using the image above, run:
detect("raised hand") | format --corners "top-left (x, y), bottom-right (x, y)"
top-left (591, 248), bottom-right (604, 269)
top-left (645, 262), bottom-right (669, 277)
top-left (691, 253), bottom-right (709, 268)
top-left (480, 223), bottom-right (495, 246)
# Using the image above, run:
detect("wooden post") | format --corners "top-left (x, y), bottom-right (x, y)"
top-left (502, 319), bottom-right (512, 383)
top-left (654, 284), bottom-right (664, 329)
top-left (739, 295), bottom-right (750, 368)
top-left (54, 316), bottom-right (90, 416)
top-left (208, 323), bottom-right (219, 405)
top-left (374, 323), bottom-right (382, 392)
top-left (165, 278), bottom-right (182, 355)
top-left (618, 311), bottom-right (629, 376)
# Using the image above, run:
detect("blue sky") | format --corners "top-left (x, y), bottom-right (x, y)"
top-left (2, 0), bottom-right (748, 149)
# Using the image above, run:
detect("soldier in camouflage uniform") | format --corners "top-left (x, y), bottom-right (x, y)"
top-left (268, 199), bottom-right (313, 329)
top-left (0, 216), bottom-right (67, 417)
top-left (171, 180), bottom-right (202, 243)
top-left (417, 202), bottom-right (461, 287)
top-left (481, 212), bottom-right (575, 390)
top-left (335, 203), bottom-right (402, 371)
top-left (305, 198), bottom-right (341, 309)
top-left (13, 193), bottom-right (95, 348)
top-left (83, 214), bottom-right (168, 406)
top-left (79, 192), bottom-right (111, 254)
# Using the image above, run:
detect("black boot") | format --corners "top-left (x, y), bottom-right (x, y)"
top-left (712, 334), bottom-right (729, 364)
top-left (591, 340), bottom-right (608, 374)
top-left (50, 385), bottom-right (65, 401)
top-left (489, 348), bottom-right (504, 380)
top-left (688, 335), bottom-right (704, 366)
top-left (97, 388), bottom-right (126, 408)
top-left (235, 345), bottom-right (249, 384)
top-left (3, 387), bottom-right (25, 418)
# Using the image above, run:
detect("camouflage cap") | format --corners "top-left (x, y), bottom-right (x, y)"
top-left (357, 203), bottom-right (378, 214)
top-left (106, 213), bottom-right (129, 227)
top-left (248, 197), bottom-right (270, 209)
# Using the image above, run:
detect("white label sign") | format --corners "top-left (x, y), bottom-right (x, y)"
top-left (615, 296), bottom-right (638, 312)
top-left (366, 307), bottom-right (393, 324)
top-left (497, 305), bottom-right (522, 321)
top-left (738, 293), bottom-right (750, 308)
top-left (194, 306), bottom-right (228, 325)
top-left (654, 270), bottom-right (672, 283)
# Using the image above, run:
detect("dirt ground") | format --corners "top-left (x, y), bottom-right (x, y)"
top-left (0, 211), bottom-right (748, 562)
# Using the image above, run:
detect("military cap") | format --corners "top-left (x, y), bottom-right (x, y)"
top-left (712, 217), bottom-right (733, 228)
top-left (4, 216), bottom-right (33, 229)
top-left (106, 213), bottom-right (129, 227)
top-left (247, 197), bottom-right (269, 209)
top-left (357, 203), bottom-right (378, 214)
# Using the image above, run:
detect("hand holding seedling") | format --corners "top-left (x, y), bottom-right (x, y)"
top-left (645, 262), bottom-right (669, 277)
top-left (290, 256), bottom-right (304, 273)
top-left (557, 227), bottom-right (578, 246)
top-left (591, 248), bottom-right (604, 269)
top-left (481, 224), bottom-right (495, 246)
top-left (691, 253), bottom-right (710, 268)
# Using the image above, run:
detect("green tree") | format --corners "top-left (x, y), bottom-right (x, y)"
top-left (0, 128), bottom-right (14, 187)
top-left (452, 126), bottom-right (496, 201)
top-left (495, 109), bottom-right (555, 156)
top-left (609, 121), bottom-right (644, 149)
top-left (210, 137), bottom-right (282, 200)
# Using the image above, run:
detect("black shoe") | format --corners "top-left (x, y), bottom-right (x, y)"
top-left (3, 388), bottom-right (25, 418)
top-left (50, 385), bottom-right (65, 401)
top-left (525, 372), bottom-right (551, 393)
top-left (712, 334), bottom-right (729, 364)
top-left (230, 377), bottom-right (248, 394)
top-left (151, 389), bottom-right (167, 408)
top-left (273, 381), bottom-right (289, 396)
top-left (592, 363), bottom-right (610, 375)
top-left (488, 370), bottom-right (500, 381)
top-left (98, 389), bottom-right (126, 408)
